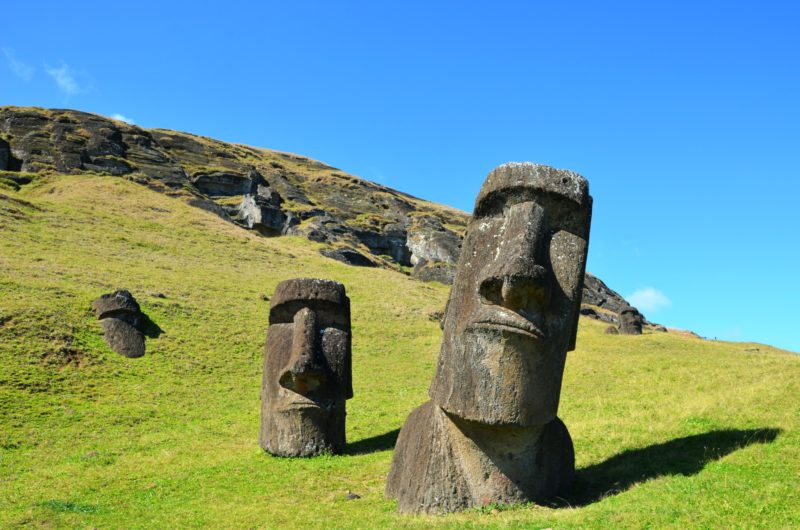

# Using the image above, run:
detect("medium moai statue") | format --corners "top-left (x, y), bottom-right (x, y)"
top-left (259, 278), bottom-right (353, 457)
top-left (386, 162), bottom-right (592, 514)
top-left (92, 290), bottom-right (146, 358)
top-left (618, 306), bottom-right (643, 335)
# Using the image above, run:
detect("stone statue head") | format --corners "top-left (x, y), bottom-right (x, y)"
top-left (259, 278), bottom-right (352, 456)
top-left (429, 163), bottom-right (592, 426)
top-left (92, 290), bottom-right (146, 358)
top-left (618, 306), bottom-right (643, 335)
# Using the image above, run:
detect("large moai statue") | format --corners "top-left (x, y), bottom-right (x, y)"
top-left (386, 162), bottom-right (592, 514)
top-left (259, 278), bottom-right (353, 457)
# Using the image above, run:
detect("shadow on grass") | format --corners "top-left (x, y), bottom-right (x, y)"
top-left (346, 428), bottom-right (400, 456)
top-left (556, 427), bottom-right (781, 507)
top-left (140, 312), bottom-right (163, 339)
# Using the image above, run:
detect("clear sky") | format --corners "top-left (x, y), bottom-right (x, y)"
top-left (2, 1), bottom-right (798, 352)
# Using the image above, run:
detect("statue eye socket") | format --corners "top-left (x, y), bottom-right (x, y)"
top-left (549, 230), bottom-right (587, 299)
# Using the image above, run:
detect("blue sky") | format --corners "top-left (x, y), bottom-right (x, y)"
top-left (2, 1), bottom-right (798, 352)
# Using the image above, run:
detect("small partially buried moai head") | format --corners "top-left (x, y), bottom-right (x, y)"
top-left (618, 306), bottom-right (643, 335)
top-left (429, 163), bottom-right (592, 426)
top-left (259, 278), bottom-right (352, 457)
top-left (92, 290), bottom-right (146, 358)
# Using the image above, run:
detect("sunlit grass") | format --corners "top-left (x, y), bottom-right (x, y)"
top-left (1, 175), bottom-right (797, 528)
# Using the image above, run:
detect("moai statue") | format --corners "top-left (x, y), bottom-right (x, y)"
top-left (259, 278), bottom-right (353, 457)
top-left (92, 290), bottom-right (146, 358)
top-left (618, 306), bottom-right (643, 335)
top-left (386, 162), bottom-right (592, 514)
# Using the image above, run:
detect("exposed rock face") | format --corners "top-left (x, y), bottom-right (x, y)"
top-left (353, 222), bottom-right (411, 265)
top-left (1, 107), bottom-right (648, 325)
top-left (191, 168), bottom-right (259, 196)
top-left (386, 162), bottom-right (592, 514)
top-left (260, 279), bottom-right (353, 457)
top-left (618, 306), bottom-right (644, 335)
top-left (92, 290), bottom-right (146, 358)
top-left (1, 108), bottom-right (185, 181)
top-left (236, 194), bottom-right (299, 236)
top-left (319, 248), bottom-right (376, 267)
top-left (0, 138), bottom-right (9, 170)
top-left (406, 216), bottom-right (461, 282)
top-left (581, 273), bottom-right (630, 319)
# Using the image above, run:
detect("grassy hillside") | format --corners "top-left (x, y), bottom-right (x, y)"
top-left (1, 174), bottom-right (798, 529)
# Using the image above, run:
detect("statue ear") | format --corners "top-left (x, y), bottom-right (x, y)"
top-left (567, 297), bottom-right (580, 351)
top-left (440, 298), bottom-right (451, 331)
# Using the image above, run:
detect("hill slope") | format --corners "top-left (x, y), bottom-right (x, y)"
top-left (1, 173), bottom-right (798, 528)
top-left (1, 106), bottom-right (641, 325)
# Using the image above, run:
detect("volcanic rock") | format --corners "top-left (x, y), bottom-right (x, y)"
top-left (92, 290), bottom-right (146, 358)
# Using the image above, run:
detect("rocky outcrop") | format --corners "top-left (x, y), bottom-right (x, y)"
top-left (0, 138), bottom-right (10, 170)
top-left (582, 273), bottom-right (630, 317)
top-left (191, 168), bottom-right (260, 196)
top-left (319, 247), bottom-right (376, 267)
top-left (1, 108), bottom-right (186, 182)
top-left (1, 106), bottom-right (650, 326)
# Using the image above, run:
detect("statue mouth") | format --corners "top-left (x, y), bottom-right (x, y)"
top-left (471, 307), bottom-right (546, 340)
top-left (275, 390), bottom-right (329, 412)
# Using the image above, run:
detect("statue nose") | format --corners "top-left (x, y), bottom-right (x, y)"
top-left (479, 200), bottom-right (551, 311)
top-left (480, 266), bottom-right (551, 311)
top-left (279, 307), bottom-right (327, 395)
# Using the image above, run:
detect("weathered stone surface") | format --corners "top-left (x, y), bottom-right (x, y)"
top-left (91, 289), bottom-right (141, 318)
top-left (411, 259), bottom-right (456, 284)
top-left (354, 222), bottom-right (411, 265)
top-left (1, 107), bottom-right (652, 328)
top-left (580, 306), bottom-right (600, 319)
top-left (319, 248), bottom-right (376, 267)
top-left (100, 318), bottom-right (145, 358)
top-left (260, 278), bottom-right (353, 457)
top-left (387, 162), bottom-right (592, 514)
top-left (236, 194), bottom-right (298, 236)
top-left (191, 169), bottom-right (259, 196)
top-left (406, 216), bottom-right (462, 283)
top-left (0, 138), bottom-right (9, 170)
top-left (92, 290), bottom-right (146, 358)
top-left (604, 325), bottom-right (619, 335)
top-left (619, 306), bottom-right (644, 335)
top-left (0, 108), bottom-right (187, 183)
top-left (581, 273), bottom-right (629, 319)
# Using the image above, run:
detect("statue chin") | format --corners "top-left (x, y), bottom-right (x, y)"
top-left (261, 399), bottom-right (346, 457)
top-left (430, 327), bottom-right (567, 427)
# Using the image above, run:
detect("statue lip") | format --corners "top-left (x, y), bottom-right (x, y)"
top-left (471, 308), bottom-right (546, 340)
top-left (275, 390), bottom-right (327, 412)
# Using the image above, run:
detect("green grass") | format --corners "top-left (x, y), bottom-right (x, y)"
top-left (1, 174), bottom-right (798, 529)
